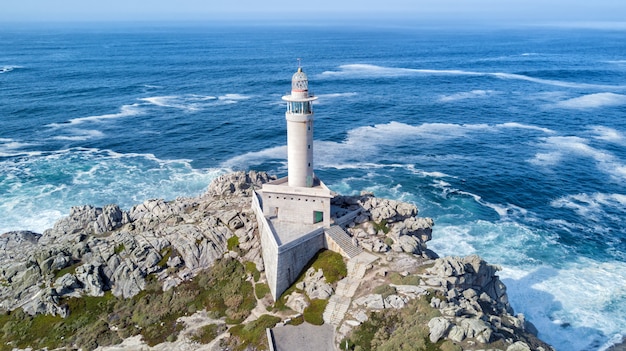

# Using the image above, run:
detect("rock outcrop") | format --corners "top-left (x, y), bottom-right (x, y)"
top-left (0, 171), bottom-right (271, 316)
top-left (332, 194), bottom-right (435, 257)
top-left (340, 253), bottom-right (553, 351)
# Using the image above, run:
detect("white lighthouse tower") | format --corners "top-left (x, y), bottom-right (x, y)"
top-left (282, 66), bottom-right (318, 188)
top-left (253, 64), bottom-right (359, 301)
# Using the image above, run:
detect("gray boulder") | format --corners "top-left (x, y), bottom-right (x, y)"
top-left (428, 317), bottom-right (451, 343)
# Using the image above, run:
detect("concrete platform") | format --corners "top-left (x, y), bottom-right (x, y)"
top-left (270, 322), bottom-right (335, 351)
top-left (268, 219), bottom-right (324, 246)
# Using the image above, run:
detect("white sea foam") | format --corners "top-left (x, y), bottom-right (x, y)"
top-left (554, 93), bottom-right (626, 109)
top-left (220, 145), bottom-right (287, 170)
top-left (47, 104), bottom-right (144, 128)
top-left (0, 139), bottom-right (37, 157)
top-left (551, 192), bottom-right (626, 222)
top-left (439, 90), bottom-right (498, 102)
top-left (226, 121), bottom-right (556, 169)
top-left (0, 148), bottom-right (226, 234)
top-left (319, 64), bottom-right (626, 90)
top-left (589, 126), bottom-right (626, 145)
top-left (0, 65), bottom-right (22, 74)
top-left (429, 210), bottom-right (626, 351)
top-left (141, 94), bottom-right (250, 111)
top-left (530, 136), bottom-right (626, 181)
top-left (499, 122), bottom-right (555, 134)
top-left (218, 93), bottom-right (251, 101)
top-left (52, 129), bottom-right (105, 141)
top-left (141, 95), bottom-right (218, 111)
top-left (501, 259), bottom-right (626, 351)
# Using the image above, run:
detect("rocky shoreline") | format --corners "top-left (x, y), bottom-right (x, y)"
top-left (0, 171), bottom-right (554, 351)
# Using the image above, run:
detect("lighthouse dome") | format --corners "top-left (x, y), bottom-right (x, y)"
top-left (291, 67), bottom-right (309, 92)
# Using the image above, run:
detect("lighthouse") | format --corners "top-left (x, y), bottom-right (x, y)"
top-left (253, 64), bottom-right (349, 301)
top-left (282, 67), bottom-right (318, 188)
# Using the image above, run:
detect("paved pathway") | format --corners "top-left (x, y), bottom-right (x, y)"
top-left (271, 323), bottom-right (335, 351)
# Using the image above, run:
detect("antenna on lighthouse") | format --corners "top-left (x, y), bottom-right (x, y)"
top-left (297, 58), bottom-right (302, 69)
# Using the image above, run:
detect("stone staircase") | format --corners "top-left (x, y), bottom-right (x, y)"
top-left (324, 226), bottom-right (363, 259)
top-left (323, 251), bottom-right (378, 326)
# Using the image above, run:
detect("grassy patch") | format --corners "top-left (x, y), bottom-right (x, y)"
top-left (389, 272), bottom-right (420, 286)
top-left (373, 284), bottom-right (397, 299)
top-left (157, 247), bottom-right (173, 268)
top-left (286, 314), bottom-right (304, 326)
top-left (310, 250), bottom-right (347, 284)
top-left (190, 323), bottom-right (226, 344)
top-left (227, 236), bottom-right (239, 251)
top-left (303, 299), bottom-right (328, 326)
top-left (273, 249), bottom-right (346, 310)
top-left (228, 314), bottom-right (281, 351)
top-left (53, 260), bottom-right (81, 280)
top-left (255, 283), bottom-right (270, 299)
top-left (342, 296), bottom-right (453, 351)
top-left (384, 237), bottom-right (394, 246)
top-left (373, 220), bottom-right (390, 234)
top-left (245, 261), bottom-right (260, 282)
top-left (0, 257), bottom-right (257, 351)
top-left (114, 243), bottom-right (125, 255)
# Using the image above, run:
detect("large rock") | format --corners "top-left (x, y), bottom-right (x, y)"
top-left (428, 317), bottom-right (451, 343)
top-left (296, 268), bottom-right (333, 300)
top-left (353, 294), bottom-right (385, 310)
top-left (286, 292), bottom-right (310, 313)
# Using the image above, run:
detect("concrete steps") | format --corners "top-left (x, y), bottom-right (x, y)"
top-left (325, 226), bottom-right (363, 259)
top-left (322, 251), bottom-right (379, 326)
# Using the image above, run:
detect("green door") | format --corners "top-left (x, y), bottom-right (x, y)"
top-left (314, 211), bottom-right (323, 224)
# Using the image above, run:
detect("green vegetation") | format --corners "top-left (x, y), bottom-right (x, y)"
top-left (274, 249), bottom-right (346, 310)
top-left (157, 247), bottom-right (173, 268)
top-left (286, 314), bottom-right (304, 326)
top-left (53, 260), bottom-right (81, 279)
top-left (0, 257), bottom-right (256, 351)
top-left (191, 323), bottom-right (226, 344)
top-left (245, 261), bottom-right (260, 282)
top-left (389, 272), bottom-right (420, 286)
top-left (373, 284), bottom-right (397, 299)
top-left (303, 299), bottom-right (328, 325)
top-left (342, 295), bottom-right (461, 351)
top-left (384, 237), bottom-right (394, 247)
top-left (227, 236), bottom-right (240, 251)
top-left (310, 250), bottom-right (347, 284)
top-left (227, 314), bottom-right (281, 351)
top-left (114, 243), bottom-right (125, 254)
top-left (372, 220), bottom-right (390, 235)
top-left (255, 283), bottom-right (270, 299)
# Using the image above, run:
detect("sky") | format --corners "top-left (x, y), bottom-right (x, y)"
top-left (1, 0), bottom-right (625, 26)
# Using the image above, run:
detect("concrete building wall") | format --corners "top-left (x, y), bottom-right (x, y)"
top-left (253, 191), bottom-right (329, 301)
top-left (252, 192), bottom-right (280, 298)
top-left (274, 228), bottom-right (326, 300)
top-left (262, 193), bottom-right (330, 226)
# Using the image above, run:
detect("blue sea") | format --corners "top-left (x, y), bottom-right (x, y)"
top-left (1, 22), bottom-right (625, 350)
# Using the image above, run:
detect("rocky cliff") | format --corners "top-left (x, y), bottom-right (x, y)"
top-left (0, 171), bottom-right (553, 351)
top-left (0, 171), bottom-right (271, 317)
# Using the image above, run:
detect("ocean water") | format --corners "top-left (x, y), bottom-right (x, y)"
top-left (1, 23), bottom-right (625, 350)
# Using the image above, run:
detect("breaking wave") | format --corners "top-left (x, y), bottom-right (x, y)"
top-left (319, 64), bottom-right (626, 90)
